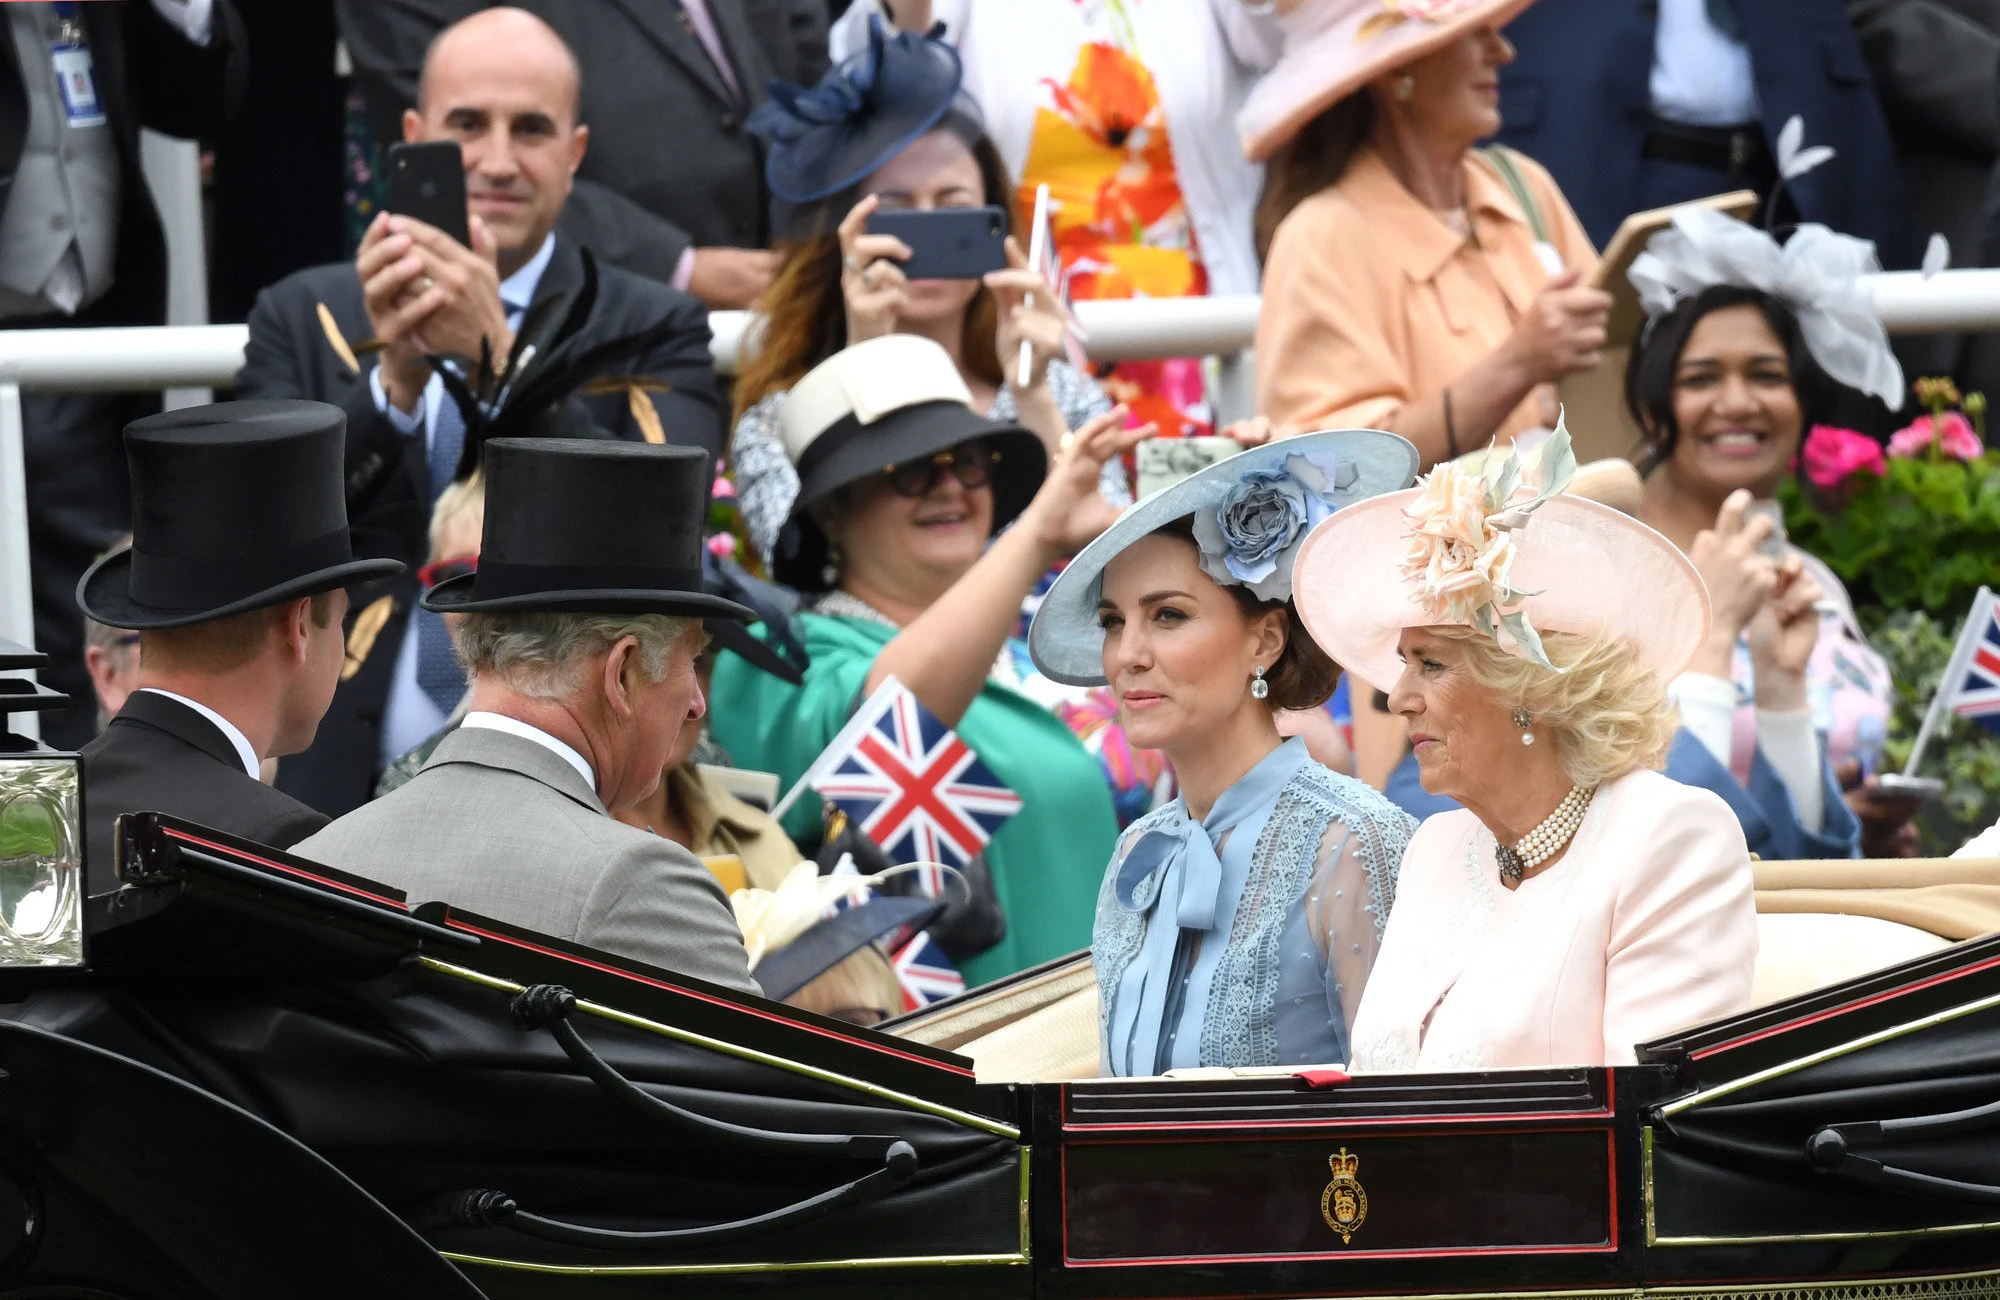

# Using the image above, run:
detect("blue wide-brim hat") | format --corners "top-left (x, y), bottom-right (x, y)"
top-left (748, 17), bottom-right (968, 205)
top-left (1026, 430), bottom-right (1420, 687)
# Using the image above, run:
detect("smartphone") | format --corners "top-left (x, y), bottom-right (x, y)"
top-left (1744, 498), bottom-right (1790, 563)
top-left (865, 206), bottom-right (1010, 280)
top-left (386, 140), bottom-right (469, 247)
top-left (1874, 773), bottom-right (1945, 800)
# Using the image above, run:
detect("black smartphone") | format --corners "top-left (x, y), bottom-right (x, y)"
top-left (386, 140), bottom-right (469, 247)
top-left (865, 206), bottom-right (1010, 280)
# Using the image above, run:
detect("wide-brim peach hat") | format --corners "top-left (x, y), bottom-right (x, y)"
top-left (1292, 491), bottom-right (1710, 695)
top-left (1239, 0), bottom-right (1541, 164)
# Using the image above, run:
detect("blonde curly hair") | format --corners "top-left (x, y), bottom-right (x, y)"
top-left (1425, 626), bottom-right (1678, 787)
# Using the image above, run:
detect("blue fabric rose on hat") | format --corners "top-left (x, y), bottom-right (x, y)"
top-left (1190, 451), bottom-right (1352, 602)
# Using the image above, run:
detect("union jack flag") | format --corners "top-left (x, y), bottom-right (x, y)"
top-left (889, 930), bottom-right (965, 1010)
top-left (1946, 589), bottom-right (2000, 734)
top-left (811, 680), bottom-right (1023, 897)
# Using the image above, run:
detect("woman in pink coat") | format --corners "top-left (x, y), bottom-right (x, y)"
top-left (1292, 424), bottom-right (1759, 1069)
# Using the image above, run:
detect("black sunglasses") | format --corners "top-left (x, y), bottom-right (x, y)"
top-left (881, 442), bottom-right (998, 499)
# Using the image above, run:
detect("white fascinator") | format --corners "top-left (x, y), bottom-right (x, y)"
top-left (1627, 207), bottom-right (1904, 410)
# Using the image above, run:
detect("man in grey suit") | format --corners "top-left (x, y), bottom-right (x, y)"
top-left (294, 438), bottom-right (761, 994)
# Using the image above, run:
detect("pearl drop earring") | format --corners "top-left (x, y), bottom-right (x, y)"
top-left (1394, 73), bottom-right (1416, 101)
top-left (1513, 708), bottom-right (1534, 745)
top-left (1251, 665), bottom-right (1269, 700)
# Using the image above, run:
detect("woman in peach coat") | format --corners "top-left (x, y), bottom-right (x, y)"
top-left (1292, 426), bottom-right (1760, 1069)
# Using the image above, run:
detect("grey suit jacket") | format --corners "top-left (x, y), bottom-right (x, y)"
top-left (293, 726), bottom-right (759, 995)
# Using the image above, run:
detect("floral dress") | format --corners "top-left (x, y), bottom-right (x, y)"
top-left (832, 0), bottom-right (1281, 438)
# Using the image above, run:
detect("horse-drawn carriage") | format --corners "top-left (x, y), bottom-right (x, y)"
top-left (1, 794), bottom-right (1998, 1299)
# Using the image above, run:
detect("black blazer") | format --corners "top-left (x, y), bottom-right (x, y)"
top-left (0, 1), bottom-right (241, 329)
top-left (333, 0), bottom-right (831, 282)
top-left (80, 691), bottom-right (327, 897)
top-left (231, 232), bottom-right (723, 818)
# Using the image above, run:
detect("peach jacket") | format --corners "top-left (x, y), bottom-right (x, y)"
top-left (1255, 146), bottom-right (1598, 445)
top-left (1347, 769), bottom-right (1759, 1070)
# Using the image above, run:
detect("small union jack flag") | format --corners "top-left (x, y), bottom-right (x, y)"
top-left (1947, 589), bottom-right (2000, 735)
top-left (811, 680), bottom-right (1023, 897)
top-left (889, 930), bottom-right (965, 1010)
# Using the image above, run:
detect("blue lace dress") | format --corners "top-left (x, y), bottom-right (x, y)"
top-left (1095, 738), bottom-right (1416, 1076)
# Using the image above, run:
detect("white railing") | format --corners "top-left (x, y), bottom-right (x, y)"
top-left (5, 268), bottom-right (2000, 736)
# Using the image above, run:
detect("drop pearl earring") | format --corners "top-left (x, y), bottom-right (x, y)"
top-left (1513, 708), bottom-right (1534, 745)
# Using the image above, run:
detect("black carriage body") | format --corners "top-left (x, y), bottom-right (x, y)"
top-left (2, 814), bottom-right (1998, 1299)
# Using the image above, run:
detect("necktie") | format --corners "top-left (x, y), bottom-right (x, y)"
top-left (1705, 0), bottom-right (1740, 41)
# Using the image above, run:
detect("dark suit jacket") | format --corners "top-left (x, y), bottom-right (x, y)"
top-left (333, 0), bottom-right (831, 282)
top-left (1494, 0), bottom-right (1908, 261)
top-left (80, 691), bottom-right (327, 898)
top-left (232, 232), bottom-right (722, 817)
top-left (0, 0), bottom-right (241, 329)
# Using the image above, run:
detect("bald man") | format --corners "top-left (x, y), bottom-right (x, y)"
top-left (233, 7), bottom-right (725, 817)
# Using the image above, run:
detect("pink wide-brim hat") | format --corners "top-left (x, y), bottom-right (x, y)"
top-left (1292, 491), bottom-right (1711, 694)
top-left (1238, 0), bottom-right (1541, 163)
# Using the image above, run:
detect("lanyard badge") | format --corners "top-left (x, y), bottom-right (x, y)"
top-left (50, 3), bottom-right (106, 130)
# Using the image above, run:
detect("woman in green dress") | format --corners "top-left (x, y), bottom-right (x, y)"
top-left (709, 334), bottom-right (1148, 987)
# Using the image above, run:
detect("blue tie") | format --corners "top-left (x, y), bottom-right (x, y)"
top-left (414, 365), bottom-right (471, 715)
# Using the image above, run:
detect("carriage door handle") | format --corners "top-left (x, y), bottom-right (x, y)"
top-left (1806, 1095), bottom-right (2000, 1206)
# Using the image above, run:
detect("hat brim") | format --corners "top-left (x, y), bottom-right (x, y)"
top-left (1026, 429), bottom-right (1422, 687)
top-left (1239, 0), bottom-right (1540, 163)
top-left (752, 895), bottom-right (945, 1002)
top-left (706, 616), bottom-right (805, 685)
top-left (419, 574), bottom-right (756, 620)
top-left (76, 548), bottom-right (405, 631)
top-left (1291, 490), bottom-right (1710, 695)
top-left (773, 404), bottom-right (1048, 591)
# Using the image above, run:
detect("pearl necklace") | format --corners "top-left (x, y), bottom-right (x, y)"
top-left (1495, 785), bottom-right (1597, 885)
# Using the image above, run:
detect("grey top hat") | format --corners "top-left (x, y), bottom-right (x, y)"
top-left (1026, 430), bottom-right (1420, 687)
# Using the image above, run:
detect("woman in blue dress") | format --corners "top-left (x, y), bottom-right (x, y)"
top-left (1027, 430), bottom-right (1421, 1075)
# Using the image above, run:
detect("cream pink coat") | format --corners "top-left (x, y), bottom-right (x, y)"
top-left (1348, 769), bottom-right (1758, 1070)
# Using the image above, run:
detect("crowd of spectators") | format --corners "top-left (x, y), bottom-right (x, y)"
top-left (11, 0), bottom-right (2000, 1007)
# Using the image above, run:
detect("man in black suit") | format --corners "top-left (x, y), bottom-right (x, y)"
top-left (235, 6), bottom-right (723, 817)
top-left (1, 0), bottom-right (240, 750)
top-left (74, 400), bottom-right (404, 897)
top-left (335, 0), bottom-right (830, 307)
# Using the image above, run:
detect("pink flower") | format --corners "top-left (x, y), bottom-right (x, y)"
top-left (711, 475), bottom-right (737, 500)
top-left (705, 532), bottom-right (737, 559)
top-left (1886, 411), bottom-right (1982, 462)
top-left (1799, 424), bottom-right (1886, 488)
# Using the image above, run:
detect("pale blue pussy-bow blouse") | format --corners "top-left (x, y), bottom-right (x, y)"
top-left (1094, 738), bottom-right (1415, 1077)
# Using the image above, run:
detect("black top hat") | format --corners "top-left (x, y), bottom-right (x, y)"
top-left (423, 439), bottom-right (755, 619)
top-left (76, 400), bottom-right (404, 630)
top-left (771, 335), bottom-right (1047, 592)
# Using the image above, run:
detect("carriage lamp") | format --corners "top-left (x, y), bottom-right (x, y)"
top-left (0, 638), bottom-right (83, 968)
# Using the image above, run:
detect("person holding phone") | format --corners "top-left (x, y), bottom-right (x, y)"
top-left (234, 7), bottom-right (722, 817)
top-left (1625, 211), bottom-right (1914, 858)
top-left (729, 18), bottom-right (1124, 570)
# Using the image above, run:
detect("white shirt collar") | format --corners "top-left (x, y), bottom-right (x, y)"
top-left (498, 233), bottom-right (557, 314)
top-left (135, 688), bottom-right (260, 779)
top-left (460, 711), bottom-right (597, 793)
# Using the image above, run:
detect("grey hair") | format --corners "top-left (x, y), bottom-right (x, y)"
top-left (455, 610), bottom-right (698, 701)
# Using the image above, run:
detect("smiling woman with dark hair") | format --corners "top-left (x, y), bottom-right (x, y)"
top-left (1624, 210), bottom-right (1912, 859)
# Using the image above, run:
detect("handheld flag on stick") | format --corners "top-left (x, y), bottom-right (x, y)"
top-left (802, 678), bottom-right (1023, 898)
top-left (1904, 586), bottom-right (2000, 776)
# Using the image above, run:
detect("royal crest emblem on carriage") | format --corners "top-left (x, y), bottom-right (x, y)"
top-left (1319, 1147), bottom-right (1368, 1244)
